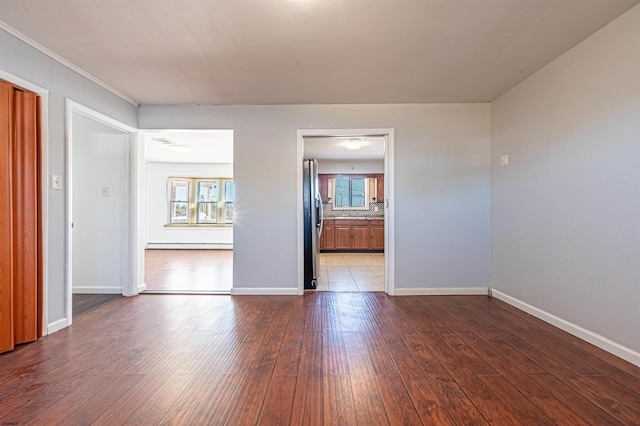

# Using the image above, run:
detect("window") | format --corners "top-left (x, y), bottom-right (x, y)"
top-left (167, 177), bottom-right (233, 225)
top-left (329, 176), bottom-right (377, 210)
top-left (169, 179), bottom-right (190, 224)
top-left (335, 177), bottom-right (366, 208)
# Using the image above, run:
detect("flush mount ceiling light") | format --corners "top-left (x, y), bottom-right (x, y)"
top-left (345, 137), bottom-right (364, 150)
top-left (151, 138), bottom-right (192, 153)
top-left (166, 144), bottom-right (192, 152)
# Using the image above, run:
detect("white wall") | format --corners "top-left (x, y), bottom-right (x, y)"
top-left (139, 104), bottom-right (491, 293)
top-left (73, 114), bottom-right (129, 294)
top-left (317, 160), bottom-right (384, 174)
top-left (146, 162), bottom-right (233, 247)
top-left (0, 29), bottom-right (137, 329)
top-left (491, 5), bottom-right (640, 360)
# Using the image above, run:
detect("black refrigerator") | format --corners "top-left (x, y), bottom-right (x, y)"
top-left (303, 159), bottom-right (323, 289)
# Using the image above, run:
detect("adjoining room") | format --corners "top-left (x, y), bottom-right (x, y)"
top-left (142, 130), bottom-right (234, 294)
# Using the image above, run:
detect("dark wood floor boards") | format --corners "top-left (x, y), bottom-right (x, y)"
top-left (2, 292), bottom-right (640, 425)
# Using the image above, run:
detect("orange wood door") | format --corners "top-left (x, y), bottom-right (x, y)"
top-left (13, 89), bottom-right (39, 345)
top-left (0, 81), bottom-right (41, 353)
top-left (0, 81), bottom-right (14, 353)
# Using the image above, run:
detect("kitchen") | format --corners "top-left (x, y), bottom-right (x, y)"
top-left (303, 135), bottom-right (386, 292)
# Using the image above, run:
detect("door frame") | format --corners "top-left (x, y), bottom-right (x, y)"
top-left (296, 128), bottom-right (395, 295)
top-left (133, 129), bottom-right (235, 295)
top-left (65, 100), bottom-right (137, 325)
top-left (0, 68), bottom-right (50, 335)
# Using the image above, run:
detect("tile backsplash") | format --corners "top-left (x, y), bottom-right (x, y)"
top-left (323, 202), bottom-right (384, 218)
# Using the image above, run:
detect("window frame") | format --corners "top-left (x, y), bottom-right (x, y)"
top-left (329, 176), bottom-right (377, 211)
top-left (166, 177), bottom-right (234, 227)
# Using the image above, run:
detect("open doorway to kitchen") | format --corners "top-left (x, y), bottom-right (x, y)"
top-left (141, 130), bottom-right (234, 294)
top-left (298, 129), bottom-right (394, 294)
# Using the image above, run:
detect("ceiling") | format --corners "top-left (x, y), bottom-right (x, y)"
top-left (144, 130), bottom-right (233, 163)
top-left (304, 136), bottom-right (385, 161)
top-left (0, 0), bottom-right (637, 106)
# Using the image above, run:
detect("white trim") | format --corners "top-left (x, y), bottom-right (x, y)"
top-left (66, 100), bottom-right (136, 133)
top-left (394, 287), bottom-right (489, 296)
top-left (492, 290), bottom-right (640, 368)
top-left (46, 318), bottom-right (70, 334)
top-left (0, 68), bottom-right (51, 336)
top-left (72, 287), bottom-right (124, 294)
top-left (65, 99), bottom-right (137, 322)
top-left (147, 243), bottom-right (233, 250)
top-left (297, 128), bottom-right (395, 296)
top-left (231, 287), bottom-right (300, 296)
top-left (133, 132), bottom-right (146, 298)
top-left (384, 132), bottom-right (395, 295)
top-left (0, 21), bottom-right (139, 107)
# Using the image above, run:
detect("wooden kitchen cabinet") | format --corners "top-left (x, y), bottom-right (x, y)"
top-left (320, 220), bottom-right (335, 249)
top-left (352, 224), bottom-right (370, 249)
top-left (323, 219), bottom-right (379, 251)
top-left (335, 225), bottom-right (353, 249)
top-left (375, 174), bottom-right (384, 202)
top-left (370, 219), bottom-right (384, 250)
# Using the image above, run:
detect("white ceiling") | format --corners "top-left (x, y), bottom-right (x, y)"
top-left (0, 0), bottom-right (637, 106)
top-left (304, 136), bottom-right (385, 161)
top-left (144, 130), bottom-right (233, 163)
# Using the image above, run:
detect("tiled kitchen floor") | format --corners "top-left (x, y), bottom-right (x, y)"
top-left (316, 253), bottom-right (385, 292)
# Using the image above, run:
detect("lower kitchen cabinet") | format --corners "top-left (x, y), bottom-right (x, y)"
top-left (370, 220), bottom-right (385, 250)
top-left (321, 219), bottom-right (383, 251)
top-left (321, 220), bottom-right (335, 249)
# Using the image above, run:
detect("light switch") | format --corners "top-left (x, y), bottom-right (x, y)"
top-left (499, 154), bottom-right (509, 167)
top-left (51, 174), bottom-right (62, 190)
top-left (101, 186), bottom-right (109, 197)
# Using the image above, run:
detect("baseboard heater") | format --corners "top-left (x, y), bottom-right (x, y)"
top-left (146, 242), bottom-right (233, 250)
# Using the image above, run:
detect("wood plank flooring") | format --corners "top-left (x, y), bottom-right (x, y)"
top-left (72, 294), bottom-right (122, 317)
top-left (144, 249), bottom-right (233, 293)
top-left (1, 293), bottom-right (639, 425)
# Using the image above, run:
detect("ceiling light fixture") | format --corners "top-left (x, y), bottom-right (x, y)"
top-left (166, 144), bottom-right (192, 152)
top-left (345, 137), bottom-right (364, 150)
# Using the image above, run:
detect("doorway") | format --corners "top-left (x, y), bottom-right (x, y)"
top-left (66, 100), bottom-right (136, 321)
top-left (297, 129), bottom-right (395, 295)
top-left (140, 130), bottom-right (234, 294)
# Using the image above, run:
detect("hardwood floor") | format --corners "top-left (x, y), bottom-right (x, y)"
top-left (73, 294), bottom-right (122, 317)
top-left (144, 249), bottom-right (233, 293)
top-left (1, 293), bottom-right (639, 424)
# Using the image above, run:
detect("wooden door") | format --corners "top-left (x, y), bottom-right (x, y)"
top-left (0, 80), bottom-right (41, 353)
top-left (0, 81), bottom-right (13, 353)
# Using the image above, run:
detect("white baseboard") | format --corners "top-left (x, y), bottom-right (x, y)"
top-left (394, 287), bottom-right (489, 296)
top-left (231, 287), bottom-right (300, 296)
top-left (137, 283), bottom-right (147, 294)
top-left (492, 290), bottom-right (640, 368)
top-left (146, 243), bottom-right (233, 250)
top-left (47, 317), bottom-right (70, 334)
top-left (73, 287), bottom-right (123, 294)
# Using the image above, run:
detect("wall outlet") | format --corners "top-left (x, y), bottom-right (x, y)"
top-left (499, 154), bottom-right (509, 167)
top-left (51, 174), bottom-right (62, 190)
